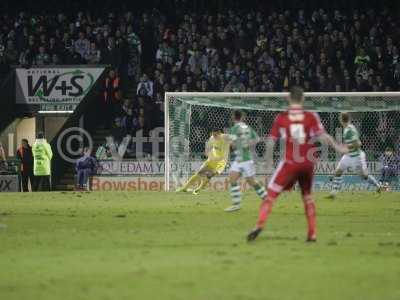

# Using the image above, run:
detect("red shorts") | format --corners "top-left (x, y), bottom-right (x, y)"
top-left (267, 161), bottom-right (314, 198)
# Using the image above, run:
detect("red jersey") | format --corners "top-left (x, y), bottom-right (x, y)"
top-left (268, 107), bottom-right (325, 164)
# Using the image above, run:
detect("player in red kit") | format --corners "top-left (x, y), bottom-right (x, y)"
top-left (247, 86), bottom-right (348, 242)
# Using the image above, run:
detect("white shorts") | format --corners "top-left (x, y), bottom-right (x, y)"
top-left (336, 151), bottom-right (368, 175)
top-left (229, 160), bottom-right (256, 178)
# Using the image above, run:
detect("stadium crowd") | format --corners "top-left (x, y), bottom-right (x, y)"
top-left (0, 10), bottom-right (142, 85)
top-left (1, 5), bottom-right (400, 94)
top-left (145, 7), bottom-right (400, 97)
top-left (1, 1), bottom-right (400, 153)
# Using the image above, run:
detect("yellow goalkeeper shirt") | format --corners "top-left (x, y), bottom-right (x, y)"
top-left (206, 134), bottom-right (230, 163)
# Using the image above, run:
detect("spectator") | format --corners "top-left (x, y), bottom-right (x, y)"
top-left (224, 75), bottom-right (246, 92)
top-left (62, 32), bottom-right (74, 51)
top-left (0, 142), bottom-right (7, 172)
top-left (121, 99), bottom-right (132, 115)
top-left (75, 147), bottom-right (97, 190)
top-left (48, 37), bottom-right (61, 58)
top-left (19, 49), bottom-right (34, 66)
top-left (134, 114), bottom-right (150, 137)
top-left (188, 50), bottom-right (208, 73)
top-left (354, 48), bottom-right (371, 67)
top-left (74, 32), bottom-right (90, 60)
top-left (85, 42), bottom-right (101, 64)
top-left (35, 46), bottom-right (51, 65)
top-left (32, 132), bottom-right (53, 192)
top-left (121, 109), bottom-right (137, 136)
top-left (111, 117), bottom-right (125, 143)
top-left (103, 69), bottom-right (121, 129)
top-left (96, 144), bottom-right (112, 160)
top-left (16, 139), bottom-right (34, 192)
top-left (156, 41), bottom-right (175, 64)
top-left (393, 63), bottom-right (400, 89)
top-left (51, 53), bottom-right (60, 65)
top-left (136, 74), bottom-right (154, 97)
top-left (102, 37), bottom-right (121, 69)
top-left (379, 147), bottom-right (400, 189)
top-left (126, 26), bottom-right (142, 81)
top-left (64, 46), bottom-right (84, 64)
top-left (4, 40), bottom-right (18, 64)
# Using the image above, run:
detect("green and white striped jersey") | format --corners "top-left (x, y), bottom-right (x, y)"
top-left (343, 124), bottom-right (361, 156)
top-left (228, 122), bottom-right (258, 162)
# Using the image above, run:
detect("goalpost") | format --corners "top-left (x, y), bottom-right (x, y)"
top-left (164, 92), bottom-right (400, 191)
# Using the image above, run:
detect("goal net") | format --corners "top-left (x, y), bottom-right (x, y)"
top-left (164, 92), bottom-right (400, 191)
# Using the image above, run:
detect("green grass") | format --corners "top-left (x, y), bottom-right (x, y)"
top-left (0, 191), bottom-right (399, 300)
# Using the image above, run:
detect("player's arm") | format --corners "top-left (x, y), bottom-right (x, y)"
top-left (226, 128), bottom-right (237, 149)
top-left (249, 128), bottom-right (260, 146)
top-left (205, 138), bottom-right (212, 158)
top-left (351, 139), bottom-right (362, 151)
top-left (221, 133), bottom-right (233, 144)
top-left (317, 133), bottom-right (348, 154)
top-left (310, 112), bottom-right (348, 154)
top-left (205, 137), bottom-right (222, 162)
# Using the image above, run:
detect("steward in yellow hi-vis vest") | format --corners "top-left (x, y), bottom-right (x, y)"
top-left (32, 132), bottom-right (53, 191)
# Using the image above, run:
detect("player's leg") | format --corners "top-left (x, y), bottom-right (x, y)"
top-left (193, 160), bottom-right (226, 194)
top-left (176, 173), bottom-right (201, 192)
top-left (21, 172), bottom-right (29, 192)
top-left (192, 169), bottom-right (214, 195)
top-left (358, 151), bottom-right (381, 192)
top-left (299, 165), bottom-right (317, 242)
top-left (225, 162), bottom-right (242, 212)
top-left (247, 162), bottom-right (288, 241)
top-left (32, 176), bottom-right (41, 192)
top-left (380, 166), bottom-right (390, 188)
top-left (192, 175), bottom-right (211, 194)
top-left (303, 194), bottom-right (317, 241)
top-left (328, 155), bottom-right (347, 198)
top-left (176, 161), bottom-right (208, 192)
top-left (76, 169), bottom-right (84, 189)
top-left (329, 169), bottom-right (343, 197)
top-left (381, 166), bottom-right (397, 190)
top-left (246, 176), bottom-right (266, 199)
top-left (243, 161), bottom-right (266, 199)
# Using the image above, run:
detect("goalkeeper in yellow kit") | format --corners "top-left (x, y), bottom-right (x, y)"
top-left (176, 129), bottom-right (231, 195)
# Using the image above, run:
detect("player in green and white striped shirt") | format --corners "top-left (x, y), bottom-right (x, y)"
top-left (224, 111), bottom-right (266, 212)
top-left (328, 112), bottom-right (381, 198)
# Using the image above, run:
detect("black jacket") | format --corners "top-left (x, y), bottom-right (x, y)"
top-left (16, 146), bottom-right (34, 173)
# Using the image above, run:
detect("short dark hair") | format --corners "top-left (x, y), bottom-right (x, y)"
top-left (21, 138), bottom-right (29, 144)
top-left (289, 86), bottom-right (304, 103)
top-left (385, 146), bottom-right (394, 152)
top-left (233, 110), bottom-right (243, 121)
top-left (211, 125), bottom-right (222, 133)
top-left (37, 132), bottom-right (44, 139)
top-left (340, 112), bottom-right (350, 124)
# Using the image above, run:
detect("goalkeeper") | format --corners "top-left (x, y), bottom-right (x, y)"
top-left (176, 128), bottom-right (231, 195)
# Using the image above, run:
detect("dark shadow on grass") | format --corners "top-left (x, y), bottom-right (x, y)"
top-left (247, 235), bottom-right (300, 244)
top-left (266, 236), bottom-right (299, 241)
top-left (124, 242), bottom-right (238, 248)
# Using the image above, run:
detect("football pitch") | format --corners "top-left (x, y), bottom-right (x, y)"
top-left (0, 191), bottom-right (399, 300)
